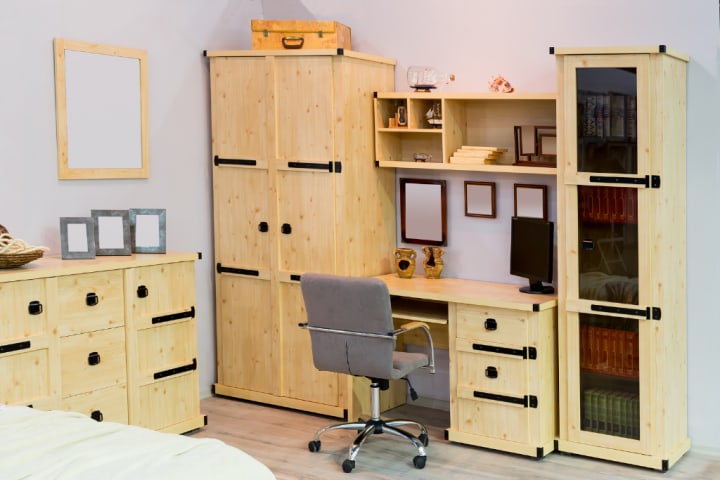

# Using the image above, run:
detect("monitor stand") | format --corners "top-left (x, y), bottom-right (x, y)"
top-left (520, 281), bottom-right (555, 294)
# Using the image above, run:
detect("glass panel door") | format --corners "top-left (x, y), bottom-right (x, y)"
top-left (578, 313), bottom-right (639, 439)
top-left (577, 185), bottom-right (639, 304)
top-left (576, 67), bottom-right (638, 174)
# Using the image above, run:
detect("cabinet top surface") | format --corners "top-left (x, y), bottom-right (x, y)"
top-left (376, 274), bottom-right (557, 311)
top-left (0, 251), bottom-right (198, 282)
top-left (204, 48), bottom-right (396, 65)
top-left (375, 91), bottom-right (555, 101)
top-left (552, 45), bottom-right (688, 62)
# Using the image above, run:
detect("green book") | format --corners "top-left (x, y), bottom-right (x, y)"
top-left (611, 392), bottom-right (622, 436)
top-left (597, 390), bottom-right (608, 434)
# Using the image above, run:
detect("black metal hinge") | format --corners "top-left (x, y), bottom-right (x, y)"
top-left (591, 304), bottom-right (661, 320)
top-left (472, 343), bottom-right (537, 360)
top-left (216, 263), bottom-right (259, 277)
top-left (214, 156), bottom-right (257, 167)
top-left (473, 391), bottom-right (538, 408)
top-left (589, 175), bottom-right (660, 189)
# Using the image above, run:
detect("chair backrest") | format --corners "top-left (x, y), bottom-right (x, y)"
top-left (300, 273), bottom-right (395, 379)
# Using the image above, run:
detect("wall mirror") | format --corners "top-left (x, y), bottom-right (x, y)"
top-left (514, 184), bottom-right (548, 220)
top-left (400, 178), bottom-right (447, 246)
top-left (54, 38), bottom-right (149, 179)
top-left (465, 181), bottom-right (496, 218)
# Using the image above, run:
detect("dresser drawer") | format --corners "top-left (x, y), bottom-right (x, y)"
top-left (0, 344), bottom-right (53, 406)
top-left (62, 384), bottom-right (129, 424)
top-left (60, 327), bottom-right (127, 397)
top-left (456, 304), bottom-right (528, 345)
top-left (455, 344), bottom-right (527, 395)
top-left (127, 262), bottom-right (196, 323)
top-left (456, 385), bottom-right (531, 443)
top-left (57, 271), bottom-right (125, 336)
top-left (133, 371), bottom-right (199, 431)
top-left (0, 279), bottom-right (47, 341)
top-left (135, 320), bottom-right (197, 378)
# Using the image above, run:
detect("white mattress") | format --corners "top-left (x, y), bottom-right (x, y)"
top-left (0, 406), bottom-right (276, 480)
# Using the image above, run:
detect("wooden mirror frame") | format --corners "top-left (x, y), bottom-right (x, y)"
top-left (465, 181), bottom-right (496, 218)
top-left (54, 38), bottom-right (149, 179)
top-left (400, 178), bottom-right (447, 246)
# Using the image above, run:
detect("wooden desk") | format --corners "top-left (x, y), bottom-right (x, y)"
top-left (376, 274), bottom-right (558, 458)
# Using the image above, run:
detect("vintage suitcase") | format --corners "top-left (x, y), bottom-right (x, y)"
top-left (251, 19), bottom-right (352, 50)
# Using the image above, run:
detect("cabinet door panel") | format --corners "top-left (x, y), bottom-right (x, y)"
top-left (0, 279), bottom-right (47, 340)
top-left (277, 170), bottom-right (335, 274)
top-left (280, 282), bottom-right (340, 406)
top-left (0, 347), bottom-right (52, 405)
top-left (127, 262), bottom-right (196, 320)
top-left (210, 56), bottom-right (271, 159)
top-left (456, 392), bottom-right (529, 443)
top-left (135, 373), bottom-right (199, 431)
top-left (214, 168), bottom-right (271, 271)
top-left (135, 320), bottom-right (197, 379)
top-left (216, 275), bottom-right (277, 394)
top-left (274, 56), bottom-right (333, 162)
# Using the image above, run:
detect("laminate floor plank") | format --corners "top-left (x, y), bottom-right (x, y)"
top-left (191, 396), bottom-right (719, 479)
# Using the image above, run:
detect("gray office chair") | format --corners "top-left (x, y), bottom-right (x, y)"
top-left (299, 272), bottom-right (435, 474)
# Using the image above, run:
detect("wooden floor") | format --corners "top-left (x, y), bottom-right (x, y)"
top-left (191, 396), bottom-right (719, 479)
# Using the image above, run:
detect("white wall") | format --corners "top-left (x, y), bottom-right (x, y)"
top-left (263, 0), bottom-right (720, 452)
top-left (0, 0), bottom-right (263, 405)
top-left (2, 0), bottom-right (719, 453)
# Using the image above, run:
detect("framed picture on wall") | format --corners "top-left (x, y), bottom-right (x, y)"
top-left (464, 181), bottom-right (496, 218)
top-left (514, 184), bottom-right (548, 220)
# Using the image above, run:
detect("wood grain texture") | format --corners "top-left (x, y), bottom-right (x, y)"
top-left (194, 395), bottom-right (718, 479)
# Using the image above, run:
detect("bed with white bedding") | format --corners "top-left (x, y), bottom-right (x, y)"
top-left (0, 405), bottom-right (276, 479)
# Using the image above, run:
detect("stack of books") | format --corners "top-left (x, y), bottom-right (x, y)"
top-left (449, 146), bottom-right (507, 165)
top-left (580, 325), bottom-right (639, 379)
top-left (582, 388), bottom-right (639, 439)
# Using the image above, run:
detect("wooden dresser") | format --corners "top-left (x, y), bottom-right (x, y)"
top-left (0, 252), bottom-right (205, 434)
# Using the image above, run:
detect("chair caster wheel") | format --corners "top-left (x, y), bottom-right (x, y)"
top-left (419, 433), bottom-right (429, 447)
top-left (342, 459), bottom-right (355, 473)
top-left (413, 455), bottom-right (427, 469)
top-left (308, 440), bottom-right (321, 452)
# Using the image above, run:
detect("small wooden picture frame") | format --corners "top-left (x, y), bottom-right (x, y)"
top-left (464, 181), bottom-right (496, 218)
top-left (91, 209), bottom-right (131, 256)
top-left (129, 208), bottom-right (166, 253)
top-left (514, 184), bottom-right (548, 220)
top-left (60, 217), bottom-right (96, 259)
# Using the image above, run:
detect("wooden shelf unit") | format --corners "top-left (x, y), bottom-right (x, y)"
top-left (374, 92), bottom-right (557, 174)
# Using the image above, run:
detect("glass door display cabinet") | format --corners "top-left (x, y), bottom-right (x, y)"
top-left (553, 46), bottom-right (689, 471)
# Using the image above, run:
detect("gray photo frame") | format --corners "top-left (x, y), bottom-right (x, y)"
top-left (129, 208), bottom-right (166, 253)
top-left (91, 209), bottom-right (131, 256)
top-left (60, 217), bottom-right (96, 259)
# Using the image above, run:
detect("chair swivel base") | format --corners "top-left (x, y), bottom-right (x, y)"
top-left (307, 417), bottom-right (429, 473)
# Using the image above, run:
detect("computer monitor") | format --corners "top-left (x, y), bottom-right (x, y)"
top-left (510, 216), bottom-right (555, 294)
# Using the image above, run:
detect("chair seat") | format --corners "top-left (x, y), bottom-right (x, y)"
top-left (391, 351), bottom-right (428, 380)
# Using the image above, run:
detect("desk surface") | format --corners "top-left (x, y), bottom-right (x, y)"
top-left (377, 274), bottom-right (557, 312)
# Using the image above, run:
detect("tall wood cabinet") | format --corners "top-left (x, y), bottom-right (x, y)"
top-left (206, 49), bottom-right (396, 417)
top-left (554, 46), bottom-right (689, 470)
top-left (0, 253), bottom-right (205, 434)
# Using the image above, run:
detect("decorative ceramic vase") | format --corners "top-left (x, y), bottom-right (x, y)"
top-left (394, 247), bottom-right (417, 278)
top-left (422, 246), bottom-right (445, 279)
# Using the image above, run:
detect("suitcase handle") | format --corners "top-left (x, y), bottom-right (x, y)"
top-left (281, 36), bottom-right (304, 49)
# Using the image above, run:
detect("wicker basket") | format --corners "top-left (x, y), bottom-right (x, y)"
top-left (0, 250), bottom-right (44, 269)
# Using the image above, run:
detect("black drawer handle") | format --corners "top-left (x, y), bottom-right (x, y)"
top-left (137, 285), bottom-right (149, 298)
top-left (88, 351), bottom-right (101, 366)
top-left (28, 300), bottom-right (43, 315)
top-left (0, 340), bottom-right (31, 354)
top-left (154, 358), bottom-right (197, 380)
top-left (86, 292), bottom-right (99, 306)
top-left (91, 410), bottom-right (104, 422)
top-left (485, 366), bottom-right (498, 378)
top-left (258, 221), bottom-right (269, 233)
top-left (281, 223), bottom-right (292, 234)
top-left (484, 318), bottom-right (497, 331)
top-left (152, 306), bottom-right (196, 324)
top-left (473, 391), bottom-right (538, 408)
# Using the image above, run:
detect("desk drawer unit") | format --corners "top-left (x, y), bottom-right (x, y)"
top-left (61, 384), bottom-right (129, 424)
top-left (448, 302), bottom-right (557, 458)
top-left (60, 327), bottom-right (127, 397)
top-left (57, 271), bottom-right (125, 336)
